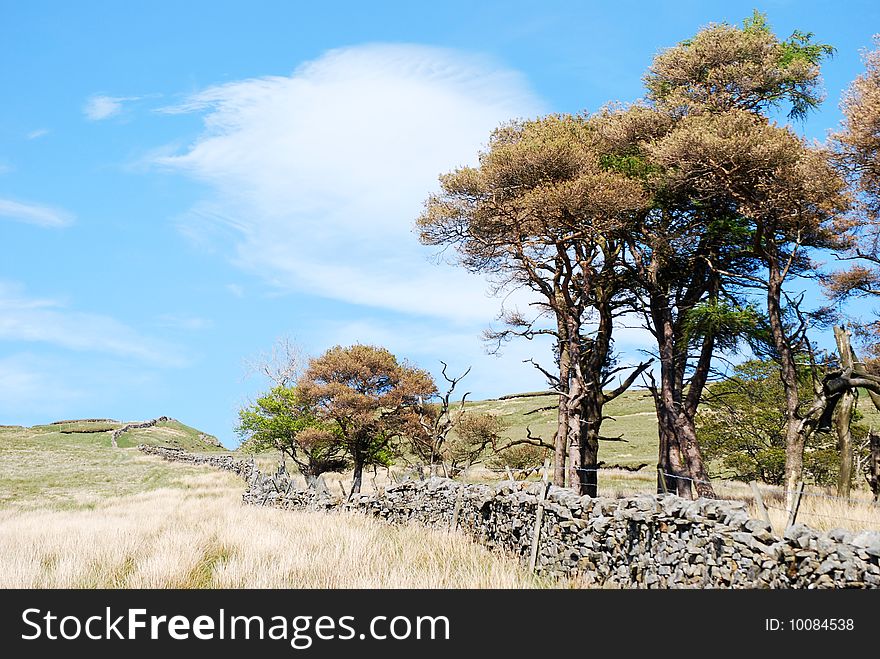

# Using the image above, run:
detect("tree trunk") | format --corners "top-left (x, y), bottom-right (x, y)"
top-left (674, 413), bottom-right (715, 498)
top-left (783, 427), bottom-right (805, 510)
top-left (577, 395), bottom-right (601, 498)
top-left (835, 389), bottom-right (855, 498)
top-left (833, 326), bottom-right (857, 499)
top-left (566, 380), bottom-right (585, 495)
top-left (766, 259), bottom-right (804, 510)
top-left (552, 290), bottom-right (571, 488)
top-left (650, 387), bottom-right (690, 496)
top-left (554, 347), bottom-right (569, 487)
top-left (652, 311), bottom-right (715, 498)
top-left (351, 456), bottom-right (364, 494)
top-left (555, 400), bottom-right (568, 487)
top-left (868, 431), bottom-right (880, 502)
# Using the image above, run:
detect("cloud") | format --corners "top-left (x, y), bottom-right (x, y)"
top-left (83, 94), bottom-right (140, 121)
top-left (156, 43), bottom-right (545, 323)
top-left (0, 281), bottom-right (185, 366)
top-left (26, 128), bottom-right (49, 140)
top-left (0, 197), bottom-right (74, 228)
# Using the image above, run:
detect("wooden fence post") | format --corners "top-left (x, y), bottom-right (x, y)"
top-left (750, 481), bottom-right (772, 529)
top-left (449, 486), bottom-right (463, 533)
top-left (528, 460), bottom-right (551, 572)
top-left (657, 465), bottom-right (668, 495)
top-left (786, 481), bottom-right (805, 528)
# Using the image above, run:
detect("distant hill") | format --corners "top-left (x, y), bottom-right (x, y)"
top-left (0, 417), bottom-right (227, 510)
top-left (22, 417), bottom-right (226, 452)
top-left (463, 389), bottom-right (659, 469)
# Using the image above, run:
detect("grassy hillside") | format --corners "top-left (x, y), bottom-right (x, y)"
top-left (464, 389), bottom-right (658, 469)
top-left (0, 418), bottom-right (224, 510)
top-left (0, 417), bottom-right (546, 588)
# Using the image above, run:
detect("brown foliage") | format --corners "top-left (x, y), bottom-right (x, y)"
top-left (835, 37), bottom-right (880, 223)
top-left (299, 344), bottom-right (436, 493)
top-left (826, 38), bottom-right (880, 311)
top-left (418, 113), bottom-right (652, 494)
top-left (645, 15), bottom-right (828, 119)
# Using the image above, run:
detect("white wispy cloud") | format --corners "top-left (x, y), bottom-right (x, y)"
top-left (83, 94), bottom-right (140, 121)
top-left (0, 197), bottom-right (74, 228)
top-left (0, 281), bottom-right (186, 366)
top-left (26, 128), bottom-right (49, 140)
top-left (155, 43), bottom-right (545, 323)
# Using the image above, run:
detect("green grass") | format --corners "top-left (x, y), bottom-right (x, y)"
top-left (0, 420), bottom-right (228, 511)
top-left (463, 389), bottom-right (658, 469)
top-left (116, 418), bottom-right (224, 450)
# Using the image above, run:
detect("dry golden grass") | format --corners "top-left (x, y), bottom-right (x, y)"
top-left (0, 469), bottom-right (546, 589)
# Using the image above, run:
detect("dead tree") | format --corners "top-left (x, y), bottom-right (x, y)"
top-left (411, 362), bottom-right (471, 476)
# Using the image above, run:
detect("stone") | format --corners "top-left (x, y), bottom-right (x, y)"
top-left (146, 445), bottom-right (880, 591)
top-left (744, 519), bottom-right (771, 533)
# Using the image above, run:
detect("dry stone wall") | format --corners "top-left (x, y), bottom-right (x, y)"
top-left (141, 445), bottom-right (880, 588)
top-left (137, 444), bottom-right (256, 480)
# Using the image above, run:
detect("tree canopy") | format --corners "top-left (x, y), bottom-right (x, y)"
top-left (299, 344), bottom-right (437, 494)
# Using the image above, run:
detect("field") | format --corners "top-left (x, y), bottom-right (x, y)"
top-left (464, 389), bottom-right (659, 469)
top-left (2, 396), bottom-right (879, 589)
top-left (0, 420), bottom-right (545, 588)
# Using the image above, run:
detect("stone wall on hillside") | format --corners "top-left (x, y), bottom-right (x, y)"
top-left (137, 444), bottom-right (255, 480)
top-left (140, 445), bottom-right (880, 589)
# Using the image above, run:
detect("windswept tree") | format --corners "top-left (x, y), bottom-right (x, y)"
top-left (236, 385), bottom-right (347, 486)
top-left (592, 104), bottom-right (755, 498)
top-left (629, 12), bottom-right (842, 499)
top-left (299, 344), bottom-right (437, 494)
top-left (827, 38), bottom-right (880, 342)
top-left (418, 114), bottom-right (651, 496)
top-left (651, 110), bottom-right (848, 500)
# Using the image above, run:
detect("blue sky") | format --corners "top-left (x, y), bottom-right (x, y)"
top-left (1, 1), bottom-right (878, 447)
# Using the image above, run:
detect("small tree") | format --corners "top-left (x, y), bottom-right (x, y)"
top-left (299, 344), bottom-right (437, 494)
top-left (236, 385), bottom-right (347, 486)
top-left (445, 412), bottom-right (507, 476)
top-left (407, 362), bottom-right (471, 476)
top-left (698, 358), bottom-right (870, 489)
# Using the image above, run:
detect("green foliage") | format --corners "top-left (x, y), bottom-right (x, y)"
top-left (697, 359), bottom-right (862, 486)
top-left (646, 10), bottom-right (834, 119)
top-left (741, 9), bottom-right (769, 34)
top-left (698, 359), bottom-right (791, 484)
top-left (680, 299), bottom-right (763, 351)
top-left (236, 385), bottom-right (346, 479)
top-left (598, 153), bottom-right (660, 179)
